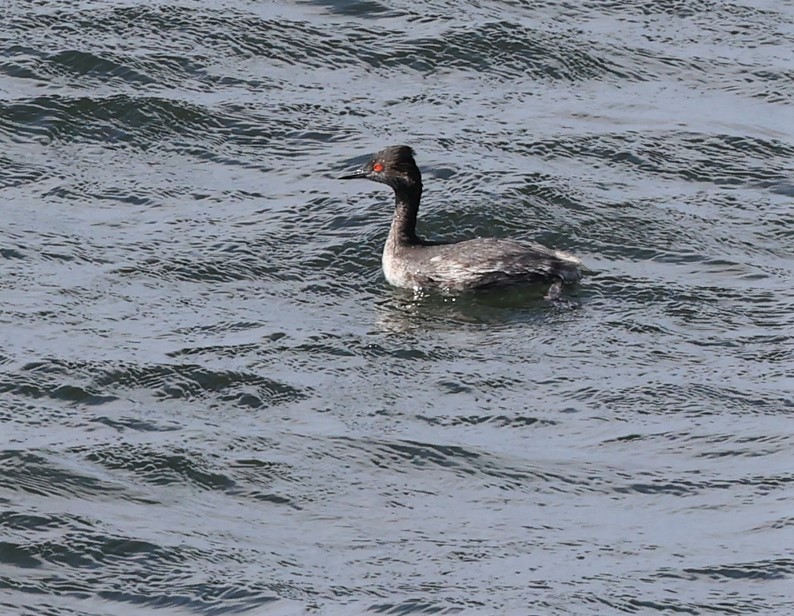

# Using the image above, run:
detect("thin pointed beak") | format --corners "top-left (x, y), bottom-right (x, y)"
top-left (338, 167), bottom-right (368, 180)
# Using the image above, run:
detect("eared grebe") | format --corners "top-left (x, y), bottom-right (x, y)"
top-left (339, 145), bottom-right (582, 295)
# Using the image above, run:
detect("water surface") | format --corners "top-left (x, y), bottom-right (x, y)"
top-left (2, 0), bottom-right (793, 614)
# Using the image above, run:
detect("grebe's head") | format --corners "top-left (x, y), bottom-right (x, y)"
top-left (338, 145), bottom-right (421, 189)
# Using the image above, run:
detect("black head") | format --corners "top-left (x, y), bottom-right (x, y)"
top-left (338, 145), bottom-right (421, 189)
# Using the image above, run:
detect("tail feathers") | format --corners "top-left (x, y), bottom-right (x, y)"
top-left (553, 250), bottom-right (582, 283)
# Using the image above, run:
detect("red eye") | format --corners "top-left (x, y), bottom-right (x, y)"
top-left (372, 162), bottom-right (384, 173)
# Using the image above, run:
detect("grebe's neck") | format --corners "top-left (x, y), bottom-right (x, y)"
top-left (387, 182), bottom-right (423, 246)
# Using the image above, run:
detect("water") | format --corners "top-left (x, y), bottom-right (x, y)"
top-left (2, 0), bottom-right (792, 614)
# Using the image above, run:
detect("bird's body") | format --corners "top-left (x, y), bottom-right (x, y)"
top-left (382, 236), bottom-right (581, 292)
top-left (339, 145), bottom-right (582, 293)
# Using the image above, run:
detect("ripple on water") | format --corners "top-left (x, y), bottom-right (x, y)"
top-left (2, 0), bottom-right (793, 614)
top-left (2, 358), bottom-right (305, 413)
top-left (0, 529), bottom-right (287, 614)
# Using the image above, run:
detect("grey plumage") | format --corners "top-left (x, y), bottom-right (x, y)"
top-left (340, 145), bottom-right (582, 293)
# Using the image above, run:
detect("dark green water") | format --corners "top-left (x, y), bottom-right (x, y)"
top-left (2, 1), bottom-right (792, 614)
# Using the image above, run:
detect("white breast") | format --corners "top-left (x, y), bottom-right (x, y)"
top-left (382, 244), bottom-right (414, 289)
